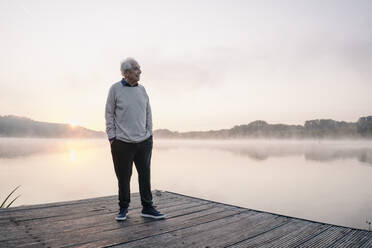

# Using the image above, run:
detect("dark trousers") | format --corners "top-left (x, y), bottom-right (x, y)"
top-left (110, 136), bottom-right (153, 209)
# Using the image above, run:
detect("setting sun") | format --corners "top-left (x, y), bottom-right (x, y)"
top-left (69, 121), bottom-right (77, 127)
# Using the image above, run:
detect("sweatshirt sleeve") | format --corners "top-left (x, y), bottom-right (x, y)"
top-left (105, 85), bottom-right (116, 140)
top-left (145, 90), bottom-right (153, 135)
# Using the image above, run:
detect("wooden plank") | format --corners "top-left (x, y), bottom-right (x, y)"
top-left (297, 226), bottom-right (353, 247)
top-left (166, 191), bottom-right (372, 248)
top-left (225, 218), bottom-right (309, 248)
top-left (328, 229), bottom-right (372, 248)
top-left (171, 213), bottom-right (289, 248)
top-left (0, 191), bottom-right (173, 223)
top-left (6, 201), bottom-right (222, 247)
top-left (51, 205), bottom-right (245, 248)
top-left (118, 211), bottom-right (290, 248)
top-left (0, 196), bottom-right (120, 223)
top-left (360, 233), bottom-right (372, 248)
top-left (250, 221), bottom-right (330, 248)
top-left (115, 210), bottom-right (260, 248)
top-left (208, 215), bottom-right (290, 248)
top-left (0, 192), bottom-right (178, 237)
top-left (0, 195), bottom-right (198, 243)
top-left (30, 198), bottom-right (201, 235)
top-left (0, 194), bottom-right (124, 213)
top-left (0, 192), bottom-right (180, 228)
top-left (1, 195), bottom-right (206, 247)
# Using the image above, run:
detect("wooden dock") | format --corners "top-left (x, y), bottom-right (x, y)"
top-left (1, 191), bottom-right (371, 247)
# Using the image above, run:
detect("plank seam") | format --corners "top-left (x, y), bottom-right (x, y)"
top-left (358, 232), bottom-right (372, 248)
top-left (223, 217), bottom-right (293, 248)
top-left (0, 192), bottom-right (172, 214)
top-left (4, 195), bottom-right (182, 223)
top-left (98, 209), bottom-right (252, 248)
top-left (0, 190), bottom-right (166, 214)
top-left (0, 196), bottom-right (119, 212)
top-left (291, 224), bottom-right (333, 247)
top-left (228, 219), bottom-right (307, 248)
top-left (0, 201), bottom-right (194, 243)
top-left (325, 229), bottom-right (358, 248)
top-left (265, 222), bottom-right (324, 247)
top-left (1, 200), bottom-right (208, 245)
top-left (36, 202), bottom-right (218, 247)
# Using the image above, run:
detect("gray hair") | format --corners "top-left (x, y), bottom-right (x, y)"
top-left (120, 57), bottom-right (137, 76)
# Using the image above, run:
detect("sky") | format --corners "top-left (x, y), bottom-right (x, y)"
top-left (0, 0), bottom-right (371, 132)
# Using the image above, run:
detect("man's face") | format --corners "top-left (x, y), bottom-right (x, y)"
top-left (125, 61), bottom-right (141, 84)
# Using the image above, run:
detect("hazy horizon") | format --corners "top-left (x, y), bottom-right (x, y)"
top-left (2, 113), bottom-right (370, 134)
top-left (1, 0), bottom-right (371, 132)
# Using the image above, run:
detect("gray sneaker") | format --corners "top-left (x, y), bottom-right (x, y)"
top-left (115, 208), bottom-right (128, 221)
top-left (141, 206), bottom-right (165, 219)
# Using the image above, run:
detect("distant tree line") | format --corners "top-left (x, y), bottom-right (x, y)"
top-left (0, 115), bottom-right (105, 138)
top-left (154, 116), bottom-right (372, 139)
top-left (357, 116), bottom-right (372, 137)
top-left (1, 115), bottom-right (372, 139)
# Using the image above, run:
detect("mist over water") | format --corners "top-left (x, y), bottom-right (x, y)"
top-left (0, 138), bottom-right (371, 230)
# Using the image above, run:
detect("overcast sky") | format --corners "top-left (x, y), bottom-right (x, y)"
top-left (0, 0), bottom-right (371, 132)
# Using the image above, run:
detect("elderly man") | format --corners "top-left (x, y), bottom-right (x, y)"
top-left (105, 58), bottom-right (165, 221)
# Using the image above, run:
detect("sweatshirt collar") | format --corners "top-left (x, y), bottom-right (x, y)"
top-left (121, 78), bottom-right (138, 87)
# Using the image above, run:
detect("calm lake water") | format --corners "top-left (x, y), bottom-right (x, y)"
top-left (1, 138), bottom-right (372, 230)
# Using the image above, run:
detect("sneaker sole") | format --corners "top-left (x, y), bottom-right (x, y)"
top-left (115, 213), bottom-right (128, 221)
top-left (141, 213), bottom-right (165, 219)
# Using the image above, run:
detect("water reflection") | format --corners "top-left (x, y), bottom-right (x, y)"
top-left (0, 138), bottom-right (372, 165)
top-left (154, 140), bottom-right (372, 165)
top-left (0, 138), bottom-right (105, 159)
top-left (70, 149), bottom-right (76, 161)
top-left (230, 144), bottom-right (372, 165)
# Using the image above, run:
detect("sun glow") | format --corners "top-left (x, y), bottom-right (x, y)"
top-left (69, 121), bottom-right (77, 127)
